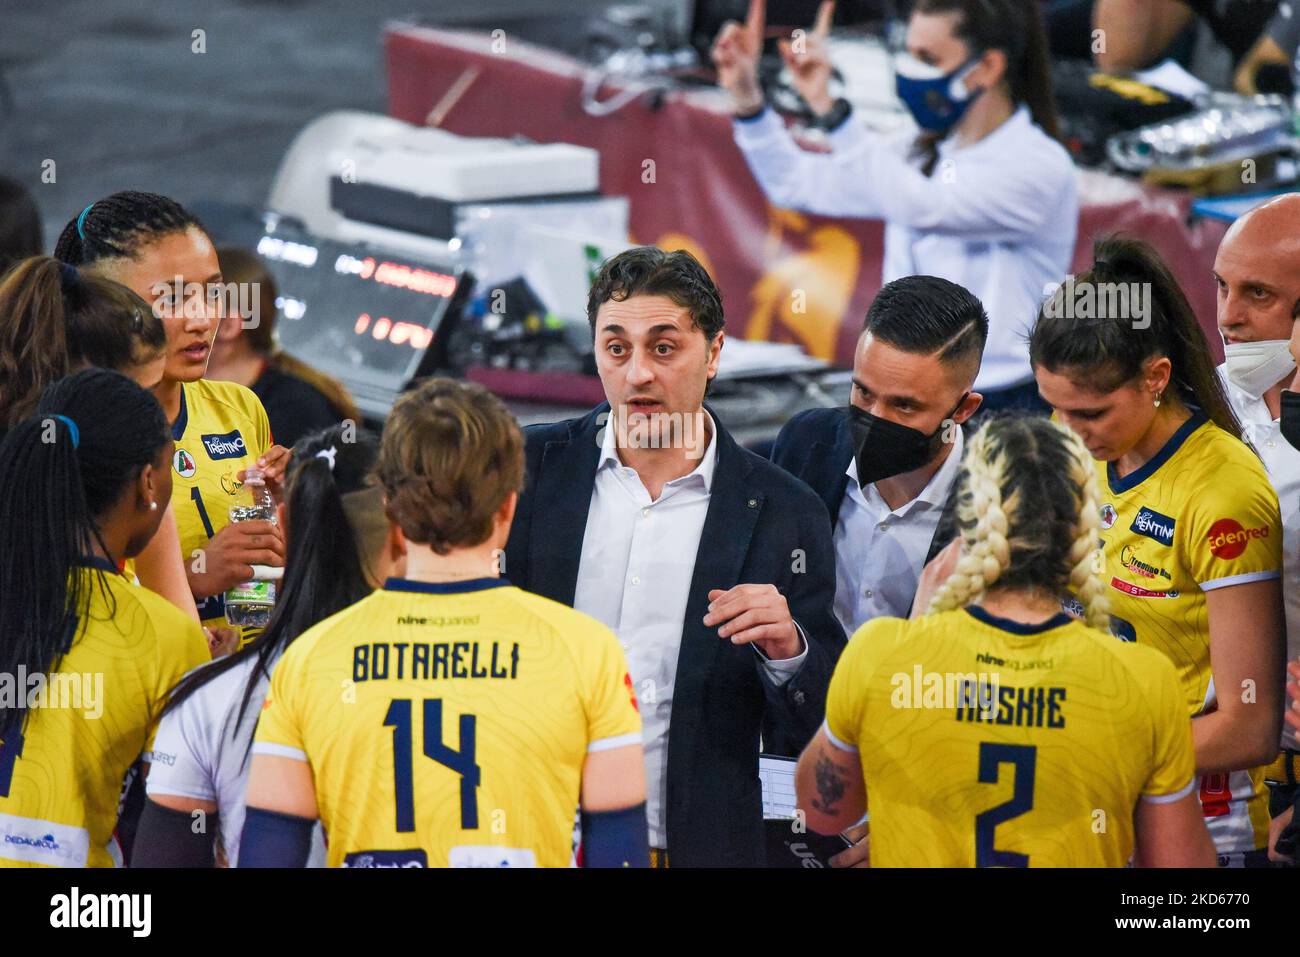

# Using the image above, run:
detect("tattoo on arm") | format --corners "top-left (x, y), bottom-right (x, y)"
top-left (811, 750), bottom-right (847, 814)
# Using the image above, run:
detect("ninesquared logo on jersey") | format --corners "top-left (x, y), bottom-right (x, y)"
top-left (1130, 506), bottom-right (1175, 546)
top-left (1206, 517), bottom-right (1269, 560)
top-left (342, 849), bottom-right (428, 868)
top-left (1099, 503), bottom-right (1117, 530)
top-left (201, 429), bottom-right (247, 460)
top-left (173, 448), bottom-right (197, 478)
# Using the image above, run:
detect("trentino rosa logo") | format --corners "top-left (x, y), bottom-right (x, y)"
top-left (201, 430), bottom-right (246, 460)
top-left (1130, 506), bottom-right (1175, 546)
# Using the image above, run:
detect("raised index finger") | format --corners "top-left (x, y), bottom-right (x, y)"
top-left (746, 0), bottom-right (766, 44)
top-left (813, 0), bottom-right (835, 38)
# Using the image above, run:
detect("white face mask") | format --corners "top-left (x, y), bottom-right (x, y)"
top-left (1223, 339), bottom-right (1296, 400)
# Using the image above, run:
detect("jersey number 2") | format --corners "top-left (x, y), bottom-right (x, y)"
top-left (975, 742), bottom-right (1037, 867)
top-left (384, 699), bottom-right (480, 832)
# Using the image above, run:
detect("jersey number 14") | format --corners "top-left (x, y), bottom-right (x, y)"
top-left (384, 699), bottom-right (481, 832)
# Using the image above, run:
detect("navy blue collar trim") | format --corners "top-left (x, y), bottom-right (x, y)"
top-left (383, 577), bottom-right (510, 595)
top-left (76, 556), bottom-right (120, 574)
top-left (966, 605), bottom-right (1071, 635)
top-left (1106, 411), bottom-right (1207, 494)
top-left (171, 384), bottom-right (189, 441)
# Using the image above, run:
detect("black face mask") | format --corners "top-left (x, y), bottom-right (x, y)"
top-left (847, 393), bottom-right (968, 488)
top-left (1280, 390), bottom-right (1300, 451)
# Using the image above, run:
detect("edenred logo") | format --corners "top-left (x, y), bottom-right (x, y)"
top-left (1206, 518), bottom-right (1269, 560)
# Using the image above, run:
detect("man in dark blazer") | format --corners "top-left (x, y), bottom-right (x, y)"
top-left (772, 276), bottom-right (989, 642)
top-left (504, 247), bottom-right (844, 867)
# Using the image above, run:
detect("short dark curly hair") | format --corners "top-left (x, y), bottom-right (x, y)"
top-left (586, 246), bottom-right (725, 341)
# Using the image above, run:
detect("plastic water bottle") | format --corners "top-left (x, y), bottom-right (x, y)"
top-left (224, 467), bottom-right (277, 628)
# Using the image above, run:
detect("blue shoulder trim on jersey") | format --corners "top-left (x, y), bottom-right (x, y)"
top-left (171, 383), bottom-right (189, 441)
top-left (75, 555), bottom-right (120, 574)
top-left (1106, 411), bottom-right (1207, 494)
top-left (966, 606), bottom-right (1072, 635)
top-left (382, 576), bottom-right (512, 595)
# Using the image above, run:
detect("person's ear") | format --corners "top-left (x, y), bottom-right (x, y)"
top-left (967, 47), bottom-right (1006, 94)
top-left (385, 517), bottom-right (407, 561)
top-left (954, 391), bottom-right (983, 425)
top-left (1144, 356), bottom-right (1173, 399)
top-left (705, 331), bottom-right (724, 382)
top-left (136, 463), bottom-right (157, 513)
top-left (495, 490), bottom-right (518, 538)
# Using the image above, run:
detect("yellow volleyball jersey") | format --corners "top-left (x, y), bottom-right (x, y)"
top-left (168, 379), bottom-right (272, 630)
top-left (0, 560), bottom-right (209, 867)
top-left (824, 607), bottom-right (1196, 867)
top-left (1096, 412), bottom-right (1281, 855)
top-left (254, 577), bottom-right (642, 868)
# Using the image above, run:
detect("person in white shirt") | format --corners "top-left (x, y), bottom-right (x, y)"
top-left (712, 0), bottom-right (1075, 413)
top-left (132, 424), bottom-right (405, 867)
top-left (771, 274), bottom-right (986, 639)
top-left (503, 246), bottom-right (845, 867)
top-left (1212, 193), bottom-right (1300, 863)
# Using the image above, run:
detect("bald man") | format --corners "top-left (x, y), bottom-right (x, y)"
top-left (1214, 192), bottom-right (1300, 864)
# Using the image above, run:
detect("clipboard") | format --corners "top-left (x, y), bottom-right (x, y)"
top-left (759, 753), bottom-right (856, 868)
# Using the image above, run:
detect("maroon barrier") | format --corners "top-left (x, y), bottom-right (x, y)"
top-left (385, 25), bottom-right (1230, 366)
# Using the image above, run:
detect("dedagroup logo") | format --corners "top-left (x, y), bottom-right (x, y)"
top-left (49, 886), bottom-right (151, 937)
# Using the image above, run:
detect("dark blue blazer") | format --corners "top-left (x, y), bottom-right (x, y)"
top-left (504, 404), bottom-right (845, 867)
top-left (770, 407), bottom-right (958, 569)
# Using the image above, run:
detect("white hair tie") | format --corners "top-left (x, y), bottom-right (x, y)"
top-left (315, 446), bottom-right (338, 471)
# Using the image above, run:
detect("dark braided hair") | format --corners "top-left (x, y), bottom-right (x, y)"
top-left (1029, 235), bottom-right (1242, 441)
top-left (0, 368), bottom-right (170, 739)
top-left (53, 191), bottom-right (202, 268)
top-left (163, 424), bottom-right (384, 763)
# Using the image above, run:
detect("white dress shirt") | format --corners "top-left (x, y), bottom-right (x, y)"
top-left (732, 106), bottom-right (1077, 392)
top-left (833, 428), bottom-right (965, 636)
top-left (1220, 369), bottom-right (1300, 750)
top-left (573, 413), bottom-right (806, 847)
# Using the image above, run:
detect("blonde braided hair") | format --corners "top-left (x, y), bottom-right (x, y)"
top-left (927, 416), bottom-right (1110, 631)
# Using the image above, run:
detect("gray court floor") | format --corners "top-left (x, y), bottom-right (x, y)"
top-left (0, 0), bottom-right (635, 246)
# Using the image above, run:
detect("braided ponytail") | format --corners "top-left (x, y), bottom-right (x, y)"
top-left (53, 191), bottom-right (202, 268)
top-left (1060, 428), bottom-right (1110, 631)
top-left (927, 427), bottom-right (1014, 613)
top-left (927, 415), bottom-right (1111, 631)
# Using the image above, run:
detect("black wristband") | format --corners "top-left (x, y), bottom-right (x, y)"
top-left (812, 97), bottom-right (852, 133)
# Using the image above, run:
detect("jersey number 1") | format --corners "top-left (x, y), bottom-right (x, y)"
top-left (975, 742), bottom-right (1036, 867)
top-left (384, 699), bottom-right (480, 832)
